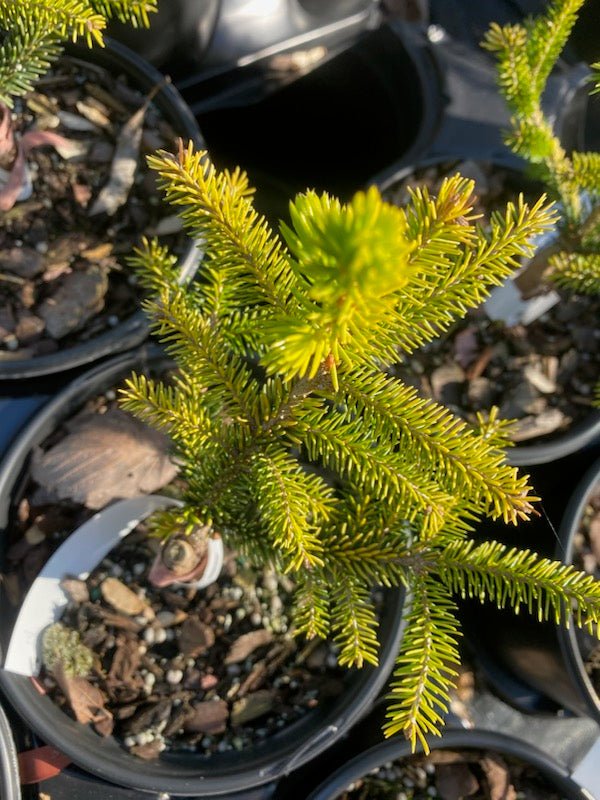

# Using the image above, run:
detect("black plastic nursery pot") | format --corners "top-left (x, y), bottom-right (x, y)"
top-left (191, 20), bottom-right (442, 220)
top-left (0, 38), bottom-right (203, 382)
top-left (0, 696), bottom-right (20, 800)
top-left (473, 455), bottom-right (600, 724)
top-left (453, 440), bottom-right (600, 725)
top-left (304, 728), bottom-right (592, 800)
top-left (0, 345), bottom-right (408, 797)
top-left (372, 154), bottom-right (600, 468)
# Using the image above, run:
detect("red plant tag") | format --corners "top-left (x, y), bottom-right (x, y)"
top-left (18, 745), bottom-right (72, 784)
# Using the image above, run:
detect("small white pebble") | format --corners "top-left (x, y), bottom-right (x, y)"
top-left (166, 669), bottom-right (183, 685)
top-left (108, 315), bottom-right (119, 327)
top-left (138, 644), bottom-right (147, 654)
top-left (5, 336), bottom-right (18, 351)
top-left (133, 563), bottom-right (145, 577)
top-left (156, 611), bottom-right (176, 627)
top-left (154, 628), bottom-right (167, 644)
top-left (144, 628), bottom-right (156, 645)
top-left (105, 389), bottom-right (116, 401)
top-left (35, 241), bottom-right (48, 254)
top-left (145, 672), bottom-right (156, 687)
top-left (124, 736), bottom-right (136, 748)
top-left (250, 612), bottom-right (262, 627)
top-left (110, 564), bottom-right (124, 578)
top-left (166, 628), bottom-right (175, 641)
top-left (223, 613), bottom-right (233, 632)
top-left (235, 608), bottom-right (246, 621)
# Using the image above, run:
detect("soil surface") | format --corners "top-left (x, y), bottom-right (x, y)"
top-left (336, 749), bottom-right (566, 799)
top-left (43, 529), bottom-right (347, 760)
top-left (383, 160), bottom-right (600, 445)
top-left (0, 56), bottom-right (190, 362)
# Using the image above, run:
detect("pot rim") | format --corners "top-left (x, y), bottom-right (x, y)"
top-left (0, 698), bottom-right (21, 800)
top-left (556, 455), bottom-right (600, 725)
top-left (306, 727), bottom-right (591, 800)
top-left (369, 152), bottom-right (600, 467)
top-left (0, 37), bottom-right (204, 381)
top-left (0, 344), bottom-right (408, 796)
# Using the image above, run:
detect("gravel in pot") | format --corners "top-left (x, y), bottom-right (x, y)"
top-left (0, 41), bottom-right (202, 380)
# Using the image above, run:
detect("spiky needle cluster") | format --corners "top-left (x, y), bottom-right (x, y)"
top-left (483, 0), bottom-right (600, 297)
top-left (0, 0), bottom-right (157, 108)
top-left (119, 143), bottom-right (600, 752)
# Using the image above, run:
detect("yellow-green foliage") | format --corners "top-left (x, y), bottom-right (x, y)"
top-left (119, 144), bottom-right (600, 752)
top-left (0, 0), bottom-right (157, 107)
top-left (483, 0), bottom-right (600, 296)
top-left (42, 622), bottom-right (94, 678)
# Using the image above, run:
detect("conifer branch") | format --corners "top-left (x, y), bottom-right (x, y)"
top-left (383, 576), bottom-right (461, 752)
top-left (0, 0), bottom-right (155, 107)
top-left (293, 570), bottom-right (331, 640)
top-left (90, 0), bottom-right (157, 26)
top-left (437, 539), bottom-right (600, 632)
top-left (294, 409), bottom-right (454, 537)
top-left (147, 144), bottom-right (297, 312)
top-left (330, 572), bottom-right (380, 668)
top-left (250, 443), bottom-right (332, 571)
top-left (394, 192), bottom-right (557, 354)
top-left (334, 370), bottom-right (536, 525)
top-left (549, 251), bottom-right (600, 294)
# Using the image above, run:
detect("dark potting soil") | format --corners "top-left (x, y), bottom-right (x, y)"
top-left (335, 749), bottom-right (566, 799)
top-left (43, 529), bottom-right (347, 760)
top-left (0, 380), bottom-right (349, 761)
top-left (383, 161), bottom-right (600, 445)
top-left (571, 481), bottom-right (600, 696)
top-left (0, 56), bottom-right (189, 361)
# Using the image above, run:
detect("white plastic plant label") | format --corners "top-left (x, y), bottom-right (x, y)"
top-left (2, 494), bottom-right (223, 677)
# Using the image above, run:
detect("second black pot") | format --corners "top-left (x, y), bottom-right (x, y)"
top-left (0, 695), bottom-right (20, 800)
top-left (0, 346), bottom-right (407, 797)
top-left (305, 728), bottom-right (591, 800)
top-left (458, 446), bottom-right (600, 726)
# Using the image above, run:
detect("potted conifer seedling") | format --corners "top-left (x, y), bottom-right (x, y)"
top-left (0, 0), bottom-right (202, 380)
top-left (5, 144), bottom-right (600, 795)
top-left (378, 0), bottom-right (600, 465)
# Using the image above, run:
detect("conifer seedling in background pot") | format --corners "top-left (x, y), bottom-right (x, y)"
top-left (483, 0), bottom-right (600, 409)
top-left (376, 0), bottom-right (600, 457)
top-left (112, 140), bottom-right (600, 753)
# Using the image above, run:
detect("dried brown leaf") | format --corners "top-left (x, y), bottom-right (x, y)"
top-left (480, 754), bottom-right (517, 800)
top-left (178, 617), bottom-right (215, 658)
top-left (225, 629), bottom-right (273, 665)
top-left (88, 83), bottom-right (162, 217)
top-left (184, 699), bottom-right (228, 734)
top-left (101, 577), bottom-right (152, 617)
top-left (54, 662), bottom-right (113, 734)
top-left (435, 763), bottom-right (480, 800)
top-left (31, 409), bottom-right (178, 509)
top-left (108, 638), bottom-right (141, 685)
